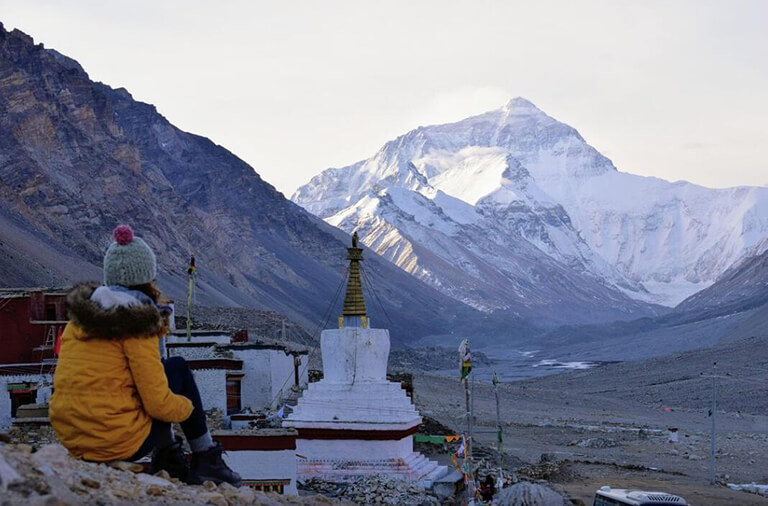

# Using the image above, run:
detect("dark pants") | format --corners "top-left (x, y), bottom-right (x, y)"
top-left (129, 356), bottom-right (207, 460)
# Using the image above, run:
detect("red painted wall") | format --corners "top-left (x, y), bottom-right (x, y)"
top-left (0, 292), bottom-right (67, 365)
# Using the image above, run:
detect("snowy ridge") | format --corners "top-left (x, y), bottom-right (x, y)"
top-left (294, 98), bottom-right (768, 316)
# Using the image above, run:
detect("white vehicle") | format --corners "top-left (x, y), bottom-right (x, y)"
top-left (593, 487), bottom-right (687, 506)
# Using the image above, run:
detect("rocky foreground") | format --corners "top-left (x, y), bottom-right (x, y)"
top-left (0, 443), bottom-right (340, 505)
top-left (0, 440), bottom-right (583, 505)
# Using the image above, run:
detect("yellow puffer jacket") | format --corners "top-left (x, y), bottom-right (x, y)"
top-left (50, 283), bottom-right (193, 462)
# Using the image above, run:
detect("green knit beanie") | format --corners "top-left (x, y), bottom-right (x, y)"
top-left (103, 225), bottom-right (157, 287)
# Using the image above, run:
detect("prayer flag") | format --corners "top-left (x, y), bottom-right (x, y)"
top-left (53, 327), bottom-right (63, 356)
top-left (459, 339), bottom-right (472, 380)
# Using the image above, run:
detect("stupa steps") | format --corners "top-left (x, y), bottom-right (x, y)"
top-left (296, 452), bottom-right (446, 484)
top-left (303, 383), bottom-right (409, 394)
top-left (293, 402), bottom-right (418, 418)
top-left (292, 391), bottom-right (417, 405)
top-left (290, 394), bottom-right (417, 404)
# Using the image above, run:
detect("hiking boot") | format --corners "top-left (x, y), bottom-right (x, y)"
top-left (150, 437), bottom-right (201, 485)
top-left (190, 442), bottom-right (242, 487)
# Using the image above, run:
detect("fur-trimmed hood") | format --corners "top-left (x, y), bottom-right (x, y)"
top-left (66, 282), bottom-right (170, 340)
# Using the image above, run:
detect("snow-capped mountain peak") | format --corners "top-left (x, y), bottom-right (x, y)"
top-left (502, 96), bottom-right (545, 116)
top-left (294, 99), bottom-right (768, 313)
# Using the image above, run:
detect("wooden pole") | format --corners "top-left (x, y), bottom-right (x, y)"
top-left (710, 361), bottom-right (717, 485)
top-left (493, 371), bottom-right (503, 488)
top-left (464, 375), bottom-right (475, 504)
top-left (186, 274), bottom-right (193, 341)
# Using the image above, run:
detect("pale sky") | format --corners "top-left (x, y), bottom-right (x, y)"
top-left (2, 1), bottom-right (767, 196)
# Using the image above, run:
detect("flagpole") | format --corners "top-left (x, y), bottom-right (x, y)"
top-left (459, 338), bottom-right (475, 505)
top-left (186, 255), bottom-right (196, 342)
top-left (492, 371), bottom-right (504, 489)
top-left (186, 274), bottom-right (193, 341)
top-left (464, 375), bottom-right (474, 504)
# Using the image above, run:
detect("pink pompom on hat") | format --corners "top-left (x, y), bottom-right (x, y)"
top-left (113, 224), bottom-right (134, 246)
top-left (103, 224), bottom-right (157, 287)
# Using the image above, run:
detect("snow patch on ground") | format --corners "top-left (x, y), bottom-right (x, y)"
top-left (728, 483), bottom-right (768, 497)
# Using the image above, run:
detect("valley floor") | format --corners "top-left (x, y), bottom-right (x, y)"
top-left (413, 338), bottom-right (768, 505)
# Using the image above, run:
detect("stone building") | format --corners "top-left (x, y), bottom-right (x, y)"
top-left (165, 329), bottom-right (308, 416)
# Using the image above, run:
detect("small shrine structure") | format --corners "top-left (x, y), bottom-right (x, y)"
top-left (283, 233), bottom-right (448, 485)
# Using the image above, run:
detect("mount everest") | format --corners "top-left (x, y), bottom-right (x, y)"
top-left (293, 98), bottom-right (768, 320)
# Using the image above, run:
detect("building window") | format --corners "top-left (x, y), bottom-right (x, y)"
top-left (226, 375), bottom-right (242, 415)
top-left (45, 303), bottom-right (57, 321)
top-left (8, 384), bottom-right (37, 418)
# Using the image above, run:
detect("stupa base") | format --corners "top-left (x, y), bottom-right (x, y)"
top-left (292, 430), bottom-right (448, 486)
top-left (297, 450), bottom-right (449, 487)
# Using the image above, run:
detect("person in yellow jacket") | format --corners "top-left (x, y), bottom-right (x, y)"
top-left (50, 225), bottom-right (240, 486)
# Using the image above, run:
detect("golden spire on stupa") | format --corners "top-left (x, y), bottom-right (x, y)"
top-left (342, 231), bottom-right (367, 317)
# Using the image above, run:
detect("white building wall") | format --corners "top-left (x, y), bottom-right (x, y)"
top-left (36, 384), bottom-right (53, 405)
top-left (230, 349), bottom-right (272, 411)
top-left (296, 435), bottom-right (412, 461)
top-left (298, 356), bottom-right (309, 391)
top-left (190, 369), bottom-right (227, 415)
top-left (268, 351), bottom-right (300, 408)
top-left (229, 348), bottom-right (309, 411)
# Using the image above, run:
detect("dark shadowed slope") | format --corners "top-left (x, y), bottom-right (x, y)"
top-left (0, 23), bottom-right (495, 343)
top-left (676, 244), bottom-right (768, 316)
top-left (526, 242), bottom-right (768, 361)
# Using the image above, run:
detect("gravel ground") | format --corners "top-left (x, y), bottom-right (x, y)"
top-left (413, 337), bottom-right (768, 505)
top-left (0, 443), bottom-right (341, 505)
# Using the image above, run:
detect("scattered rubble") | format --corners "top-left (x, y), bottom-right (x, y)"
top-left (7, 421), bottom-right (57, 448)
top-left (0, 442), bottom-right (339, 505)
top-left (495, 481), bottom-right (570, 505)
top-left (389, 347), bottom-right (494, 373)
top-left (175, 306), bottom-right (314, 346)
top-left (205, 408), bottom-right (228, 431)
top-left (567, 437), bottom-right (619, 449)
top-left (516, 456), bottom-right (579, 483)
top-left (300, 476), bottom-right (441, 505)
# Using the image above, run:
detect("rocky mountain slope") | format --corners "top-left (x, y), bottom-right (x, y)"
top-left (526, 243), bottom-right (768, 362)
top-left (676, 239), bottom-right (768, 316)
top-left (0, 23), bottom-right (490, 343)
top-left (293, 98), bottom-right (768, 315)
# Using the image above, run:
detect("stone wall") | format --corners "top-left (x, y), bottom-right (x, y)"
top-left (166, 345), bottom-right (219, 361)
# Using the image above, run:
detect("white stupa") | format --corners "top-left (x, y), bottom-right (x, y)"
top-left (284, 233), bottom-right (448, 485)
